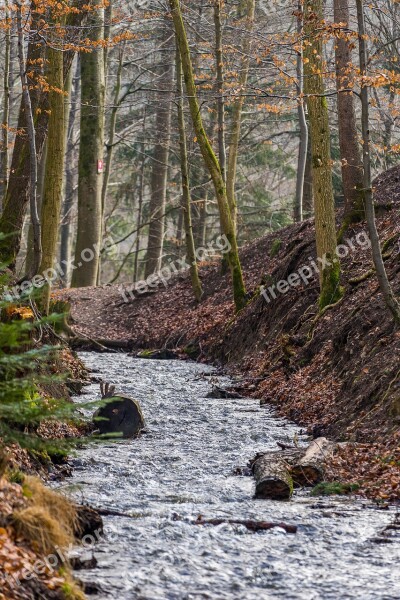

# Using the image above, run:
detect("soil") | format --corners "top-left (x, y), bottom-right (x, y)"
top-left (55, 168), bottom-right (400, 502)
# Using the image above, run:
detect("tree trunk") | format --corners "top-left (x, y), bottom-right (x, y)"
top-left (134, 111), bottom-right (147, 284)
top-left (191, 0), bottom-right (208, 248)
top-left (226, 0), bottom-right (255, 228)
top-left (16, 0), bottom-right (41, 278)
top-left (303, 0), bottom-right (342, 310)
top-left (0, 0), bottom-right (11, 209)
top-left (60, 57), bottom-right (80, 287)
top-left (72, 4), bottom-right (105, 288)
top-left (39, 26), bottom-right (66, 312)
top-left (169, 0), bottom-right (247, 312)
top-left (303, 133), bottom-right (314, 218)
top-left (176, 43), bottom-right (203, 302)
top-left (102, 43), bottom-right (124, 218)
top-left (144, 24), bottom-right (173, 278)
top-left (103, 0), bottom-right (112, 88)
top-left (0, 3), bottom-right (44, 269)
top-left (294, 3), bottom-right (308, 223)
top-left (25, 140), bottom-right (47, 277)
top-left (214, 0), bottom-right (226, 182)
top-left (197, 190), bottom-right (208, 248)
top-left (0, 5), bottom-right (82, 269)
top-left (356, 0), bottom-right (400, 325)
top-left (334, 0), bottom-right (365, 231)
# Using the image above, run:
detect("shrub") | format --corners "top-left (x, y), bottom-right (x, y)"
top-left (0, 270), bottom-right (79, 457)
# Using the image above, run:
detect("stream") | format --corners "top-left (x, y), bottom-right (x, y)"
top-left (64, 352), bottom-right (400, 600)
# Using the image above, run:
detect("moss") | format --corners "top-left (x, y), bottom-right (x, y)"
top-left (137, 349), bottom-right (158, 358)
top-left (319, 261), bottom-right (344, 311)
top-left (227, 238), bottom-right (247, 312)
top-left (270, 238), bottom-right (282, 258)
top-left (61, 577), bottom-right (86, 600)
top-left (311, 482), bottom-right (360, 497)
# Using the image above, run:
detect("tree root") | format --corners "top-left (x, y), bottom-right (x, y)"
top-left (307, 297), bottom-right (344, 342)
top-left (349, 269), bottom-right (375, 285)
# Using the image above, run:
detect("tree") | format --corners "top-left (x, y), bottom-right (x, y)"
top-left (0, 2), bottom-right (82, 270)
top-left (60, 58), bottom-right (80, 287)
top-left (16, 0), bottom-right (41, 279)
top-left (303, 0), bottom-right (342, 309)
top-left (0, 2), bottom-right (43, 271)
top-left (72, 2), bottom-right (105, 288)
top-left (334, 0), bottom-right (365, 232)
top-left (169, 0), bottom-right (247, 312)
top-left (294, 2), bottom-right (308, 223)
top-left (356, 0), bottom-right (400, 324)
top-left (0, 0), bottom-right (11, 208)
top-left (226, 0), bottom-right (255, 229)
top-left (213, 0), bottom-right (226, 183)
top-left (175, 42), bottom-right (203, 302)
top-left (144, 22), bottom-right (173, 278)
top-left (39, 9), bottom-right (66, 311)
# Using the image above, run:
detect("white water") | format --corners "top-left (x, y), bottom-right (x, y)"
top-left (64, 353), bottom-right (400, 600)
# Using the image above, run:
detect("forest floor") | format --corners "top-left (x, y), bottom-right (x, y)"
top-left (57, 166), bottom-right (400, 502)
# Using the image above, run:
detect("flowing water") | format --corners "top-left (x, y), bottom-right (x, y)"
top-left (64, 352), bottom-right (400, 600)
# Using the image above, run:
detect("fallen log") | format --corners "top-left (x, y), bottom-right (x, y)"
top-left (249, 448), bottom-right (303, 470)
top-left (250, 438), bottom-right (340, 498)
top-left (136, 348), bottom-right (179, 360)
top-left (291, 438), bottom-right (336, 486)
top-left (70, 337), bottom-right (132, 352)
top-left (252, 451), bottom-right (296, 500)
top-left (96, 507), bottom-right (134, 518)
top-left (194, 516), bottom-right (297, 534)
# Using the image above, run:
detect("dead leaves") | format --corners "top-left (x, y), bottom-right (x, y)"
top-left (0, 477), bottom-right (71, 599)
